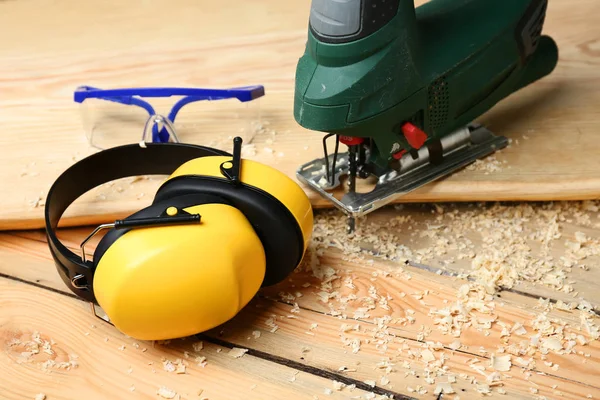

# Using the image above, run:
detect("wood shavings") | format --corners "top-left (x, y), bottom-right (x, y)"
top-left (241, 144), bottom-right (256, 157)
top-left (541, 337), bottom-right (563, 351)
top-left (332, 381), bottom-right (346, 391)
top-left (305, 202), bottom-right (600, 397)
top-left (195, 356), bottom-right (207, 367)
top-left (421, 349), bottom-right (436, 362)
top-left (511, 322), bottom-right (527, 335)
top-left (35, 394), bottom-right (46, 400)
top-left (229, 348), bottom-right (248, 358)
top-left (434, 382), bottom-right (455, 395)
top-left (290, 371), bottom-right (299, 382)
top-left (465, 156), bottom-right (503, 173)
top-left (157, 386), bottom-right (178, 399)
top-left (491, 354), bottom-right (511, 372)
top-left (252, 330), bottom-right (261, 339)
top-left (265, 316), bottom-right (279, 333)
top-left (477, 384), bottom-right (492, 396)
top-left (163, 360), bottom-right (176, 373)
top-left (323, 388), bottom-right (333, 395)
top-left (448, 340), bottom-right (462, 350)
top-left (192, 341), bottom-right (203, 352)
top-left (162, 358), bottom-right (187, 374)
top-left (176, 363), bottom-right (186, 374)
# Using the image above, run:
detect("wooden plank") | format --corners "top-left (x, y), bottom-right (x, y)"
top-left (0, 277), bottom-right (379, 400)
top-left (1, 230), bottom-right (599, 399)
top-left (1, 0), bottom-right (600, 231)
top-left (354, 201), bottom-right (600, 308)
top-left (15, 197), bottom-right (600, 308)
top-left (7, 226), bottom-right (600, 372)
top-left (218, 299), bottom-right (600, 400)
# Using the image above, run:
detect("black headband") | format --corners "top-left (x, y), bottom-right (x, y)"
top-left (44, 142), bottom-right (231, 302)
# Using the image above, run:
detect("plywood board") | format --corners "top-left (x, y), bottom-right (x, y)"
top-left (1, 0), bottom-right (599, 231)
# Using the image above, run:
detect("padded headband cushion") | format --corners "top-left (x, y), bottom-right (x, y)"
top-left (93, 193), bottom-right (232, 271)
top-left (154, 175), bottom-right (304, 287)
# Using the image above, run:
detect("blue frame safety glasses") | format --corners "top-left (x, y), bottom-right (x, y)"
top-left (74, 85), bottom-right (265, 149)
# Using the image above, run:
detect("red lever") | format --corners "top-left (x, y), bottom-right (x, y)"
top-left (392, 149), bottom-right (407, 160)
top-left (339, 136), bottom-right (364, 146)
top-left (401, 123), bottom-right (428, 149)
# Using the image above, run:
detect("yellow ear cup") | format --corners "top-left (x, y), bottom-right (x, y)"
top-left (92, 203), bottom-right (266, 341)
top-left (167, 157), bottom-right (313, 252)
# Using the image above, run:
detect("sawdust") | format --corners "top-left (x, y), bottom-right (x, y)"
top-left (8, 331), bottom-right (79, 372)
top-left (292, 200), bottom-right (600, 397)
top-left (157, 386), bottom-right (178, 399)
top-left (311, 200), bottom-right (600, 295)
top-left (162, 358), bottom-right (187, 374)
top-left (229, 348), bottom-right (248, 358)
top-left (465, 155), bottom-right (504, 174)
top-left (192, 341), bottom-right (203, 352)
top-left (490, 354), bottom-right (511, 372)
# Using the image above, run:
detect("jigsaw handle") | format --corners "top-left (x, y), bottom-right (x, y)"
top-left (309, 0), bottom-right (401, 44)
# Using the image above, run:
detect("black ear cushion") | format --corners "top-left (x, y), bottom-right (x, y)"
top-left (93, 193), bottom-right (232, 271)
top-left (154, 176), bottom-right (304, 287)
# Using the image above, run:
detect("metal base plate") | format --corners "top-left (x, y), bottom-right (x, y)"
top-left (297, 123), bottom-right (509, 218)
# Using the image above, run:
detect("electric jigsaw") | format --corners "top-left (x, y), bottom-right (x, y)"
top-left (294, 0), bottom-right (558, 231)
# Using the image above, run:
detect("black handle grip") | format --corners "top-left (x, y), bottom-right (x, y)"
top-left (114, 214), bottom-right (201, 229)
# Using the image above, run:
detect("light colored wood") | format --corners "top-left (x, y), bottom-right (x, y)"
top-left (14, 196), bottom-right (600, 309)
top-left (1, 230), bottom-right (599, 399)
top-left (361, 202), bottom-right (600, 308)
top-left (1, 0), bottom-right (600, 231)
top-left (10, 227), bottom-right (600, 387)
top-left (0, 277), bottom-right (376, 400)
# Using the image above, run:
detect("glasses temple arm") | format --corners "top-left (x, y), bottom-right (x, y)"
top-left (75, 87), bottom-right (157, 116)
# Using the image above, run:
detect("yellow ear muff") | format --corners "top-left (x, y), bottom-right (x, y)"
top-left (92, 155), bottom-right (313, 341)
top-left (167, 156), bottom-right (313, 252)
top-left (93, 203), bottom-right (266, 341)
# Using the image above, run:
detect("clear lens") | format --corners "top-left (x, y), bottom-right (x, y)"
top-left (79, 98), bottom-right (150, 150)
top-left (173, 97), bottom-right (262, 151)
top-left (79, 95), bottom-right (262, 150)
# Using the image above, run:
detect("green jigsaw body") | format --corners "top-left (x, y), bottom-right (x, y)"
top-left (294, 0), bottom-right (558, 172)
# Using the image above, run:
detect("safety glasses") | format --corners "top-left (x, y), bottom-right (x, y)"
top-left (74, 85), bottom-right (265, 149)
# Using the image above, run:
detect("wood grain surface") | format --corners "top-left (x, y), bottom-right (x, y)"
top-left (1, 227), bottom-right (600, 399)
top-left (1, 0), bottom-right (599, 231)
top-left (0, 278), bottom-right (377, 400)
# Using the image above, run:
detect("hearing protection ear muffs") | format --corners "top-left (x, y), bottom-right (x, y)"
top-left (44, 138), bottom-right (313, 341)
